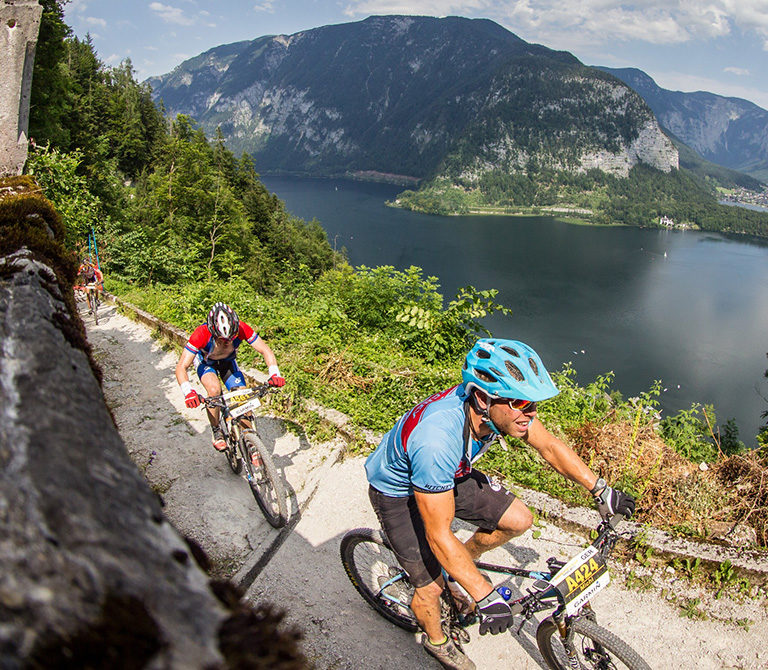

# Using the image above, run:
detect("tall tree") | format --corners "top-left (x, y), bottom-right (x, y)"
top-left (28, 0), bottom-right (72, 148)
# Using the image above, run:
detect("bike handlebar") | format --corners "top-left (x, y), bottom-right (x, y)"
top-left (201, 382), bottom-right (277, 409)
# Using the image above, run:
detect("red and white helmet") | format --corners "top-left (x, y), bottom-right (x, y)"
top-left (207, 302), bottom-right (239, 340)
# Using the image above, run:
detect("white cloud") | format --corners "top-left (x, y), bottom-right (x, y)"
top-left (254, 1), bottom-right (275, 11)
top-left (342, 0), bottom-right (497, 19)
top-left (149, 2), bottom-right (195, 26)
top-left (724, 66), bottom-right (750, 76)
top-left (342, 1), bottom-right (768, 46)
top-left (68, 0), bottom-right (89, 13)
top-left (85, 16), bottom-right (107, 28)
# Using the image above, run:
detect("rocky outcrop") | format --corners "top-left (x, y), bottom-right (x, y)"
top-left (599, 66), bottom-right (768, 179)
top-left (579, 119), bottom-right (678, 177)
top-left (0, 0), bottom-right (42, 177)
top-left (0, 179), bottom-right (307, 668)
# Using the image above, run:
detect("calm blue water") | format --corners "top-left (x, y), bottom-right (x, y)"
top-left (264, 176), bottom-right (768, 445)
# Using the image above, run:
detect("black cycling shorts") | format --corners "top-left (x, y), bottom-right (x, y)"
top-left (368, 469), bottom-right (516, 588)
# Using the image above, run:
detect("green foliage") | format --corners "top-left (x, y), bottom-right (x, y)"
top-left (659, 404), bottom-right (719, 462)
top-left (719, 418), bottom-right (746, 455)
top-left (28, 0), bottom-right (72, 148)
top-left (712, 560), bottom-right (737, 593)
top-left (679, 597), bottom-right (707, 620)
top-left (25, 145), bottom-right (101, 246)
top-left (671, 557), bottom-right (701, 580)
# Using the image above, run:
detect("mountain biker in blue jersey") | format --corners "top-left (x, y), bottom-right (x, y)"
top-left (365, 338), bottom-right (635, 670)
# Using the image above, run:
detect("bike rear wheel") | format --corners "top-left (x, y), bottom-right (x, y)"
top-left (340, 528), bottom-right (419, 632)
top-left (536, 616), bottom-right (651, 670)
top-left (241, 431), bottom-right (287, 528)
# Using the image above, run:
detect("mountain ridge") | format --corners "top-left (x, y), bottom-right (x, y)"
top-left (597, 66), bottom-right (768, 181)
top-left (148, 15), bottom-right (677, 182)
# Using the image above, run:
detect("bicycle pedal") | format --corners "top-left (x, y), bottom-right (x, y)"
top-left (456, 612), bottom-right (477, 628)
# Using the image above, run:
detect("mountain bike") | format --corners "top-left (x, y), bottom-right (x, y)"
top-left (340, 514), bottom-right (650, 670)
top-left (85, 283), bottom-right (100, 325)
top-left (74, 283), bottom-right (100, 324)
top-left (202, 383), bottom-right (288, 528)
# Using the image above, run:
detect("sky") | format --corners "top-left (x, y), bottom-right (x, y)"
top-left (64, 0), bottom-right (768, 110)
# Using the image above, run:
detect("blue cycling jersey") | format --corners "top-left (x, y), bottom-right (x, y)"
top-left (365, 384), bottom-right (495, 497)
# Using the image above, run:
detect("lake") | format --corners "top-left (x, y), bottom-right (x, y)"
top-left (263, 176), bottom-right (768, 446)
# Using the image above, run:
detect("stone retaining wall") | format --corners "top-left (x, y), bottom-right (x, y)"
top-left (0, 0), bottom-right (42, 177)
top-left (0, 180), bottom-right (307, 668)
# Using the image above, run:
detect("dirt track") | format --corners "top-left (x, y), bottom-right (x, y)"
top-left (86, 301), bottom-right (768, 669)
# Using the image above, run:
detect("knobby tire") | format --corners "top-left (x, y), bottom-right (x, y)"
top-left (340, 528), bottom-right (419, 632)
top-left (242, 431), bottom-right (287, 528)
top-left (536, 616), bottom-right (651, 670)
top-left (88, 291), bottom-right (98, 325)
top-left (225, 439), bottom-right (242, 474)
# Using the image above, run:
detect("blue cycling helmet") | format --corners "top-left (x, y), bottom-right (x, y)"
top-left (462, 338), bottom-right (559, 402)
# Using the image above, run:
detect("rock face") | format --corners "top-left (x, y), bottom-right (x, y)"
top-left (149, 15), bottom-right (677, 181)
top-left (0, 248), bottom-right (230, 665)
top-left (0, 0), bottom-right (42, 177)
top-left (598, 67), bottom-right (768, 180)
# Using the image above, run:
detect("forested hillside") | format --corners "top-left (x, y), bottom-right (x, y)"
top-left (25, 1), bottom-right (768, 550)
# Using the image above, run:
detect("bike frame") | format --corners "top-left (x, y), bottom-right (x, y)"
top-left (377, 515), bottom-right (623, 649)
top-left (204, 383), bottom-right (272, 446)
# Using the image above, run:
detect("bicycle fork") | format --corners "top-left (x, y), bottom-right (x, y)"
top-left (553, 610), bottom-right (580, 670)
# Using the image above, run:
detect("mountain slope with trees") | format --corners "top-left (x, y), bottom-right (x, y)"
top-left (149, 15), bottom-right (677, 180)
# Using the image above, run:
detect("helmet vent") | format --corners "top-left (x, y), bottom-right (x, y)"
top-left (477, 349), bottom-right (491, 359)
top-left (500, 345), bottom-right (520, 358)
top-left (528, 358), bottom-right (539, 376)
top-left (505, 361), bottom-right (524, 381)
top-left (476, 369), bottom-right (497, 383)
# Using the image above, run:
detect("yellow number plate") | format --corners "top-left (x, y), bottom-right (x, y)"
top-left (549, 545), bottom-right (610, 615)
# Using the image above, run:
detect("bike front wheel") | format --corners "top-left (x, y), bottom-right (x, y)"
top-left (241, 431), bottom-right (287, 528)
top-left (340, 528), bottom-right (419, 632)
top-left (536, 616), bottom-right (651, 670)
top-left (88, 291), bottom-right (99, 325)
top-left (225, 442), bottom-right (242, 474)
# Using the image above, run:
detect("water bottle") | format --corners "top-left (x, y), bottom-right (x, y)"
top-left (442, 569), bottom-right (471, 600)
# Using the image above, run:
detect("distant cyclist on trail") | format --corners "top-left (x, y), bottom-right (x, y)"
top-left (175, 302), bottom-right (285, 451)
top-left (77, 258), bottom-right (103, 311)
top-left (364, 338), bottom-right (635, 670)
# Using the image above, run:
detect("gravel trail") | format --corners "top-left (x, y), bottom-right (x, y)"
top-left (86, 301), bottom-right (768, 670)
